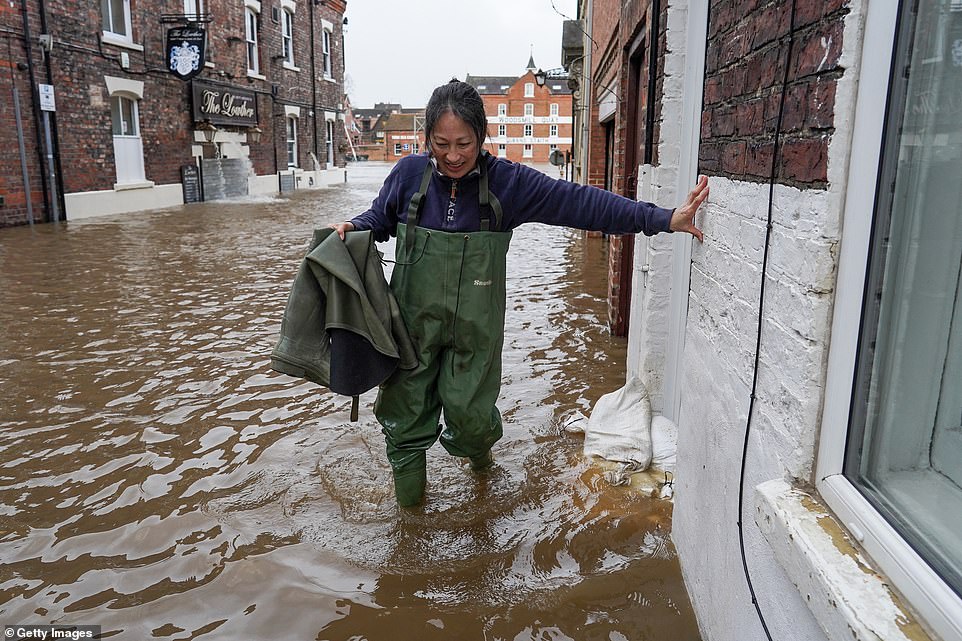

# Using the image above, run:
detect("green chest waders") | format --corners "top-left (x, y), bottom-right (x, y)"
top-left (374, 156), bottom-right (512, 506)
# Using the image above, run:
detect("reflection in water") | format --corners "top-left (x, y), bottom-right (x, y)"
top-left (0, 163), bottom-right (700, 640)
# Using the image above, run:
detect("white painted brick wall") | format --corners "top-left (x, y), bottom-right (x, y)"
top-left (635, 2), bottom-right (872, 640)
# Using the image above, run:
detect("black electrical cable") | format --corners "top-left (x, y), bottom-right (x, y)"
top-left (736, 1), bottom-right (798, 640)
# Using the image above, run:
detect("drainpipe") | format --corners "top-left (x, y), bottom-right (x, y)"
top-left (309, 0), bottom-right (320, 164)
top-left (644, 0), bottom-right (661, 165)
top-left (18, 0), bottom-right (52, 222)
top-left (37, 0), bottom-right (64, 220)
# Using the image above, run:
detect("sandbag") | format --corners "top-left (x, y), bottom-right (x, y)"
top-left (583, 376), bottom-right (652, 468)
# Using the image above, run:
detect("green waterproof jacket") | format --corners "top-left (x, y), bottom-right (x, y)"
top-left (270, 228), bottom-right (418, 412)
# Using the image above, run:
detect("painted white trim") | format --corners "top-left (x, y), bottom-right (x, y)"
top-left (244, 0), bottom-right (260, 12)
top-left (280, 0), bottom-right (295, 11)
top-left (757, 479), bottom-right (937, 641)
top-left (816, 3), bottom-right (962, 640)
top-left (104, 76), bottom-right (144, 99)
top-left (819, 476), bottom-right (962, 641)
top-left (100, 33), bottom-right (143, 52)
top-left (321, 18), bottom-right (334, 32)
top-left (284, 105), bottom-right (301, 118)
top-left (663, 0), bottom-right (708, 422)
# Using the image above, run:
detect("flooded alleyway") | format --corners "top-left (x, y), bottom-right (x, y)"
top-left (0, 163), bottom-right (700, 641)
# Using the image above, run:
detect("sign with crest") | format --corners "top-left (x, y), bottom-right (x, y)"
top-left (166, 26), bottom-right (206, 81)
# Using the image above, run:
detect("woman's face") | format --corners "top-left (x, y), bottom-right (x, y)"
top-left (429, 112), bottom-right (479, 179)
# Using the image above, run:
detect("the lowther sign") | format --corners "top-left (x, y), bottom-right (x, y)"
top-left (191, 81), bottom-right (258, 127)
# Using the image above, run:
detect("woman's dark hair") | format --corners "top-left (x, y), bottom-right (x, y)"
top-left (424, 78), bottom-right (488, 152)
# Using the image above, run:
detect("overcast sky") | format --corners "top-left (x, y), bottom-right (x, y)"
top-left (343, 0), bottom-right (579, 109)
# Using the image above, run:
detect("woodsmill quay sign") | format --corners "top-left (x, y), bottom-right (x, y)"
top-left (191, 81), bottom-right (258, 127)
top-left (166, 26), bottom-right (206, 81)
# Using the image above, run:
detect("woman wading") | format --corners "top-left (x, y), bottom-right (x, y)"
top-left (331, 79), bottom-right (708, 506)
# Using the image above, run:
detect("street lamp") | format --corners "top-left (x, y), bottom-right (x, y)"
top-left (248, 126), bottom-right (262, 144)
top-left (535, 67), bottom-right (571, 89)
top-left (534, 68), bottom-right (547, 87)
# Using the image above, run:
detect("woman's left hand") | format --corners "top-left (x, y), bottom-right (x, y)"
top-left (670, 175), bottom-right (709, 242)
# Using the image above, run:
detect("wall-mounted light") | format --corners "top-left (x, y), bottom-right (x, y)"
top-left (197, 119), bottom-right (217, 144)
top-left (248, 126), bottom-right (262, 144)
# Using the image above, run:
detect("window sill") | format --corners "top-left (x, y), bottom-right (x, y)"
top-left (247, 71), bottom-right (266, 80)
top-left (755, 479), bottom-right (935, 641)
top-left (113, 180), bottom-right (155, 191)
top-left (100, 33), bottom-right (144, 52)
top-left (283, 62), bottom-right (300, 72)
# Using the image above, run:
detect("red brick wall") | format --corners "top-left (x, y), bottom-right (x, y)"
top-left (1, 2), bottom-right (51, 225)
top-left (700, 0), bottom-right (847, 187)
top-left (0, 0), bottom-right (348, 227)
top-left (586, 0), bottom-right (667, 336)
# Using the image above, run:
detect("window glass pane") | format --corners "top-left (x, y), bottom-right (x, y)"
top-left (323, 30), bottom-right (331, 76)
top-left (283, 11), bottom-right (293, 62)
top-left (110, 96), bottom-right (137, 136)
top-left (109, 0), bottom-right (126, 35)
top-left (246, 10), bottom-right (258, 72)
top-left (287, 118), bottom-right (297, 166)
top-left (110, 96), bottom-right (123, 135)
top-left (847, 0), bottom-right (962, 597)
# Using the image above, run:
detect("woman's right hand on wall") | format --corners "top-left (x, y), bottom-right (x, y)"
top-left (329, 222), bottom-right (355, 240)
top-left (669, 175), bottom-right (709, 243)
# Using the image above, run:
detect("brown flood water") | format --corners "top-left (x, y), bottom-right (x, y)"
top-left (0, 163), bottom-right (700, 641)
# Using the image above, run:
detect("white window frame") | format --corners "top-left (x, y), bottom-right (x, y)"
top-left (524, 103), bottom-right (534, 117)
top-left (102, 0), bottom-right (132, 39)
top-left (550, 103), bottom-right (559, 116)
top-left (321, 19), bottom-right (333, 79)
top-left (286, 114), bottom-right (298, 167)
top-left (522, 143), bottom-right (532, 158)
top-left (816, 3), bottom-right (962, 640)
top-left (524, 82), bottom-right (534, 97)
top-left (550, 124), bottom-right (558, 137)
top-left (281, 8), bottom-right (295, 68)
top-left (498, 144), bottom-right (506, 157)
top-left (523, 124), bottom-right (533, 138)
top-left (326, 119), bottom-right (335, 166)
top-left (393, 143), bottom-right (402, 156)
top-left (245, 5), bottom-right (261, 76)
top-left (498, 124), bottom-right (506, 137)
top-left (183, 0), bottom-right (203, 20)
top-left (497, 103), bottom-right (506, 116)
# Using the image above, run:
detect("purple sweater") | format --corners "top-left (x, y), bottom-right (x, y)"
top-left (350, 153), bottom-right (674, 242)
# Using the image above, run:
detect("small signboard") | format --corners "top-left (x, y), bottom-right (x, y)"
top-left (167, 26), bottom-right (206, 81)
top-left (38, 84), bottom-right (55, 112)
top-left (181, 163), bottom-right (202, 203)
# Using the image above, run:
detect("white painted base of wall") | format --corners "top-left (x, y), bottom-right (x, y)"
top-left (65, 183), bottom-right (183, 220)
top-left (65, 168), bottom-right (347, 221)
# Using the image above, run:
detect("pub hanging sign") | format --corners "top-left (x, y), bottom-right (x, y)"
top-left (191, 80), bottom-right (258, 127)
top-left (166, 26), bottom-right (206, 81)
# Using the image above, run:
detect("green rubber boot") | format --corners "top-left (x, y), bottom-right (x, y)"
top-left (393, 465), bottom-right (427, 507)
top-left (469, 449), bottom-right (494, 471)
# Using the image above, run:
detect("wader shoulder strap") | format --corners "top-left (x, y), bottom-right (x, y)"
top-left (404, 161), bottom-right (435, 256)
top-left (478, 152), bottom-right (503, 232)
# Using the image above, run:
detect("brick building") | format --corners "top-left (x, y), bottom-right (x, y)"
top-left (565, 1), bottom-right (962, 641)
top-left (0, 0), bottom-right (347, 227)
top-left (374, 112), bottom-right (424, 162)
top-left (466, 57), bottom-right (573, 165)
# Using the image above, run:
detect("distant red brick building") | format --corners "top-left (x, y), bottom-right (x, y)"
top-left (466, 58), bottom-right (573, 165)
